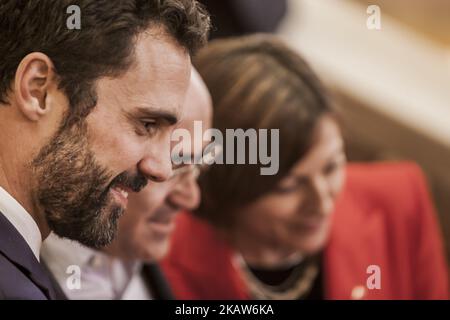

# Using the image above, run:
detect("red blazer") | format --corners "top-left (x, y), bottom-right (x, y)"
top-left (162, 162), bottom-right (449, 299)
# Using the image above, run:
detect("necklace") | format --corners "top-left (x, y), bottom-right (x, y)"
top-left (233, 253), bottom-right (319, 300)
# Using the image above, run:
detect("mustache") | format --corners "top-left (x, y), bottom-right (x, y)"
top-left (109, 170), bottom-right (148, 193)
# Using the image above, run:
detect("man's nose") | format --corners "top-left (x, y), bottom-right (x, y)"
top-left (168, 174), bottom-right (201, 211)
top-left (138, 144), bottom-right (173, 183)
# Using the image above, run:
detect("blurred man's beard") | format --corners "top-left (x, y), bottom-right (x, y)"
top-left (31, 120), bottom-right (147, 248)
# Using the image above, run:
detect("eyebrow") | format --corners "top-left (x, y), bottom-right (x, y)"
top-left (126, 106), bottom-right (180, 126)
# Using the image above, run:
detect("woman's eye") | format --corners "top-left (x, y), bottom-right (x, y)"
top-left (274, 178), bottom-right (307, 194)
top-left (274, 184), bottom-right (298, 194)
top-left (324, 157), bottom-right (345, 176)
top-left (324, 162), bottom-right (338, 175)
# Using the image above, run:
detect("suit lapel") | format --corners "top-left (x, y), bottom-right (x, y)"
top-left (40, 259), bottom-right (68, 300)
top-left (0, 211), bottom-right (56, 299)
top-left (141, 263), bottom-right (174, 300)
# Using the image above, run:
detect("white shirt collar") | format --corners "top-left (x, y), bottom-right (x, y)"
top-left (0, 186), bottom-right (42, 261)
top-left (42, 233), bottom-right (142, 299)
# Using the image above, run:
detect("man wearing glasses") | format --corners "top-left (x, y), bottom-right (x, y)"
top-left (41, 69), bottom-right (213, 299)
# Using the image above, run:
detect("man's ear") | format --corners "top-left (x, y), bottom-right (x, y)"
top-left (14, 52), bottom-right (56, 121)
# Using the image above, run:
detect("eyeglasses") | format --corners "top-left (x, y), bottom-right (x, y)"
top-left (169, 145), bottom-right (222, 181)
top-left (169, 164), bottom-right (201, 181)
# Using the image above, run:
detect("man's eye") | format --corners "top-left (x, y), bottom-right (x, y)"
top-left (142, 120), bottom-right (158, 134)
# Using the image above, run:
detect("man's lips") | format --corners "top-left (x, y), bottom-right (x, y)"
top-left (147, 209), bottom-right (178, 236)
top-left (110, 185), bottom-right (131, 208)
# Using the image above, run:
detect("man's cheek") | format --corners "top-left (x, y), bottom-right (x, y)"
top-left (95, 136), bottom-right (145, 173)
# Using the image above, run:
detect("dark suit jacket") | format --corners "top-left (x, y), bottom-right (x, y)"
top-left (0, 211), bottom-right (56, 300)
top-left (46, 262), bottom-right (173, 300)
top-left (141, 264), bottom-right (174, 300)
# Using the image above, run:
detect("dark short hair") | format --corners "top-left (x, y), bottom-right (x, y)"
top-left (0, 0), bottom-right (210, 121)
top-left (194, 34), bottom-right (336, 228)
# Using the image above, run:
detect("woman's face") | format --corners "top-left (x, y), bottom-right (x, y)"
top-left (235, 115), bottom-right (346, 255)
